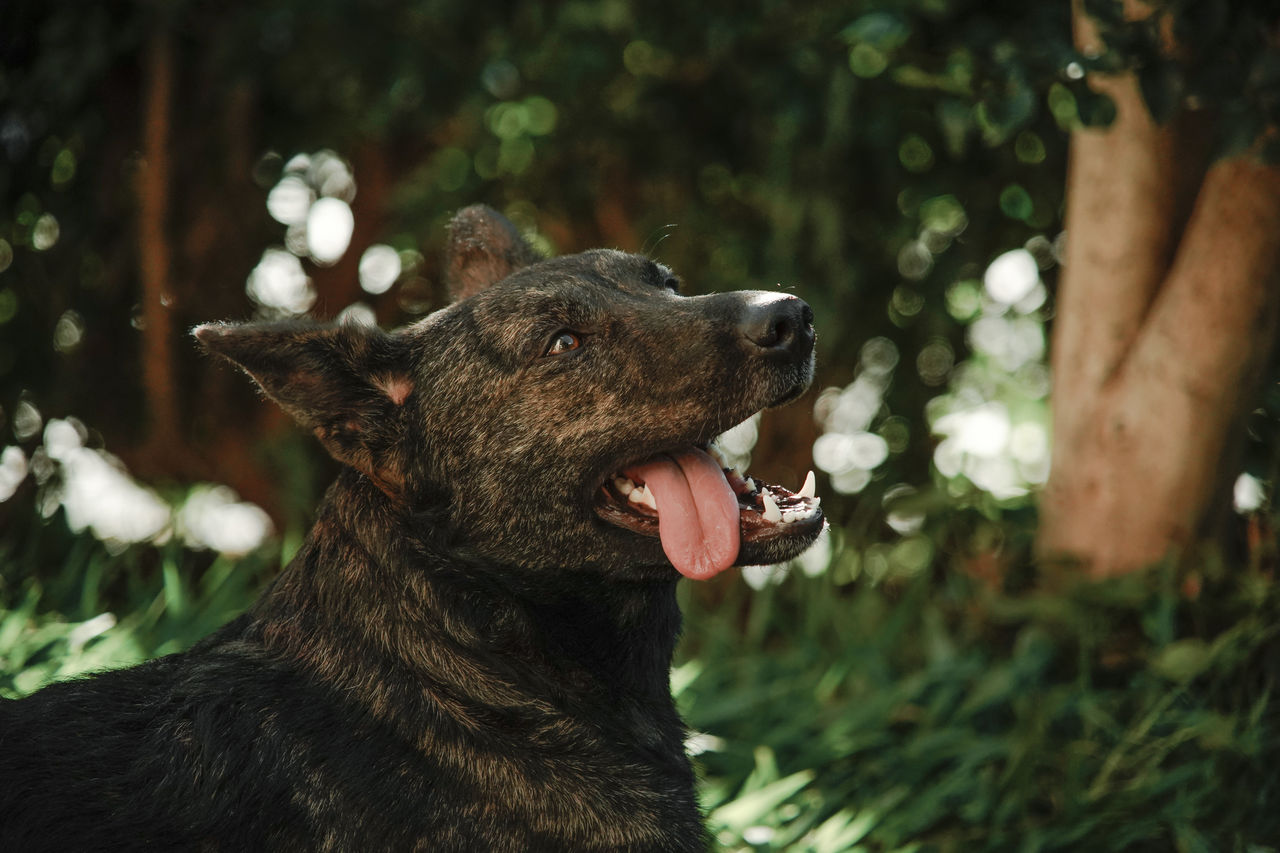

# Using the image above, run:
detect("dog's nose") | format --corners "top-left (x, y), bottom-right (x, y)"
top-left (739, 294), bottom-right (814, 357)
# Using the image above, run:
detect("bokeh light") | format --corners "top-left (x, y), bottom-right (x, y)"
top-left (42, 418), bottom-right (171, 553)
top-left (358, 244), bottom-right (402, 294)
top-left (1234, 473), bottom-right (1265, 513)
top-left (246, 248), bottom-right (315, 316)
top-left (0, 445), bottom-right (27, 501)
top-left (306, 198), bottom-right (354, 264)
top-left (176, 485), bottom-right (274, 557)
top-left (925, 244), bottom-right (1055, 503)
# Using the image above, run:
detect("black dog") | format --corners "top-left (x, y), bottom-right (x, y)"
top-left (0, 206), bottom-right (822, 851)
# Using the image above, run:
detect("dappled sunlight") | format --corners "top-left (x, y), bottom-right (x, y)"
top-left (336, 301), bottom-right (377, 326)
top-left (924, 241), bottom-right (1055, 505)
top-left (247, 248), bottom-right (315, 316)
top-left (811, 337), bottom-right (898, 496)
top-left (1234, 473), bottom-right (1264, 513)
top-left (983, 248), bottom-right (1039, 305)
top-left (358, 244), bottom-right (401, 294)
top-left (1, 417), bottom-right (273, 558)
top-left (12, 399), bottom-right (41, 441)
top-left (306, 197), bottom-right (354, 264)
top-left (52, 309), bottom-right (84, 354)
top-left (714, 413), bottom-right (760, 475)
top-left (41, 418), bottom-right (172, 554)
top-left (176, 485), bottom-right (274, 558)
top-left (0, 445), bottom-right (26, 501)
top-left (265, 175), bottom-right (313, 226)
top-left (250, 148), bottom-right (368, 317)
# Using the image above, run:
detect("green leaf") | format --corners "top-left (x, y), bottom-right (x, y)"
top-left (710, 769), bottom-right (815, 832)
top-left (1151, 639), bottom-right (1211, 683)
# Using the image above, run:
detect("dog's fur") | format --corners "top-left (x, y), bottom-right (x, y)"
top-left (0, 206), bottom-right (821, 851)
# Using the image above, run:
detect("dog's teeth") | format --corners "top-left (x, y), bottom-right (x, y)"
top-left (628, 484), bottom-right (659, 511)
top-left (614, 476), bottom-right (635, 496)
top-left (781, 510), bottom-right (798, 523)
top-left (798, 470), bottom-right (817, 500)
top-left (746, 477), bottom-right (757, 493)
top-left (761, 490), bottom-right (782, 523)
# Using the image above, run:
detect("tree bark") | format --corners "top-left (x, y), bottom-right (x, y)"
top-left (1037, 3), bottom-right (1280, 575)
top-left (138, 16), bottom-right (179, 456)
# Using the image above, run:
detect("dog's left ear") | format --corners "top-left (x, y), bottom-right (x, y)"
top-left (195, 321), bottom-right (414, 498)
top-left (444, 204), bottom-right (539, 301)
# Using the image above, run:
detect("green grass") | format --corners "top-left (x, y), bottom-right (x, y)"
top-left (4, 505), bottom-right (1280, 851)
top-left (677, 563), bottom-right (1280, 851)
top-left (0, 509), bottom-right (276, 698)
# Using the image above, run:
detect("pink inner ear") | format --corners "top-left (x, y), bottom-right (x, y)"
top-left (375, 375), bottom-right (413, 406)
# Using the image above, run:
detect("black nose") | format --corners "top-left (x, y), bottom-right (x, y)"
top-left (739, 295), bottom-right (814, 356)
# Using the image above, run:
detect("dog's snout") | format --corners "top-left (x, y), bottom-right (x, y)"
top-left (740, 295), bottom-right (814, 356)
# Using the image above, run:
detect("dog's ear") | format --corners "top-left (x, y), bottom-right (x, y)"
top-left (444, 204), bottom-right (539, 301)
top-left (194, 321), bottom-right (414, 498)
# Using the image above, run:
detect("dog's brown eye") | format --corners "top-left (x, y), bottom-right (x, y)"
top-left (545, 331), bottom-right (581, 356)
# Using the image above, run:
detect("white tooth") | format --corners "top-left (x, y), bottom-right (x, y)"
top-left (628, 486), bottom-right (646, 504)
top-left (781, 510), bottom-right (798, 523)
top-left (746, 477), bottom-right (757, 493)
top-left (798, 470), bottom-right (817, 500)
top-left (761, 490), bottom-right (782, 523)
top-left (641, 486), bottom-right (659, 511)
top-left (614, 476), bottom-right (635, 496)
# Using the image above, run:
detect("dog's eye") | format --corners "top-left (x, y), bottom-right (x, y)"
top-left (544, 331), bottom-right (582, 356)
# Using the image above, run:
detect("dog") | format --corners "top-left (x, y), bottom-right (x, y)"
top-left (0, 205), bottom-right (823, 851)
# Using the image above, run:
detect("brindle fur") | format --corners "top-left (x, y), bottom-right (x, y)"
top-left (0, 206), bottom-right (819, 851)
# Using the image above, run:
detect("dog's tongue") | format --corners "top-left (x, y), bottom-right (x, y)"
top-left (626, 449), bottom-right (740, 580)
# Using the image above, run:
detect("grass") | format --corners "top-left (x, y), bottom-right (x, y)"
top-left (4, 503), bottom-right (1280, 851)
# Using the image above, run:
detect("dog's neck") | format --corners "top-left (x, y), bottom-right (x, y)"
top-left (242, 469), bottom-right (684, 722)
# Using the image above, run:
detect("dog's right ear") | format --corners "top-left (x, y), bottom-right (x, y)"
top-left (194, 321), bottom-right (414, 498)
top-left (444, 204), bottom-right (539, 302)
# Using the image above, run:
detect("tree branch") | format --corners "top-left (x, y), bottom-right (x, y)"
top-left (1113, 154), bottom-right (1280, 537)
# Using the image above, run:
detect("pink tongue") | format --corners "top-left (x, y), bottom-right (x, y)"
top-left (625, 449), bottom-right (740, 580)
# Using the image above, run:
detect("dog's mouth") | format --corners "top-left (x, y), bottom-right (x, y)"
top-left (594, 444), bottom-right (824, 580)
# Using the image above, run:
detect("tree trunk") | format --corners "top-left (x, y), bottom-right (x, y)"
top-left (137, 16), bottom-right (179, 458)
top-left (1037, 3), bottom-right (1280, 575)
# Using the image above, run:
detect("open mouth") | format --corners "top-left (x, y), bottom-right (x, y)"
top-left (594, 443), bottom-right (824, 580)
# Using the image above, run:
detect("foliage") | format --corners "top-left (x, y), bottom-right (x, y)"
top-left (679, 558), bottom-right (1280, 851)
top-left (0, 503), bottom-right (275, 699)
top-left (0, 0), bottom-right (1081, 519)
top-left (1082, 0), bottom-right (1280, 155)
top-left (5, 0), bottom-right (1280, 848)
top-left (5, 0), bottom-right (1276, 532)
top-left (6, 502), bottom-right (1280, 848)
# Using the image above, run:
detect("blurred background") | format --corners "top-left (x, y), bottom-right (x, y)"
top-left (3, 1), bottom-right (1280, 848)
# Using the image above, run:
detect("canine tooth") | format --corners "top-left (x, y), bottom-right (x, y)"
top-left (640, 486), bottom-right (659, 511)
top-left (614, 476), bottom-right (635, 496)
top-left (761, 490), bottom-right (782, 523)
top-left (798, 470), bottom-right (817, 500)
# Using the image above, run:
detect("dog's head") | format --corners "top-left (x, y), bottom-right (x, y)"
top-left (197, 206), bottom-right (823, 581)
